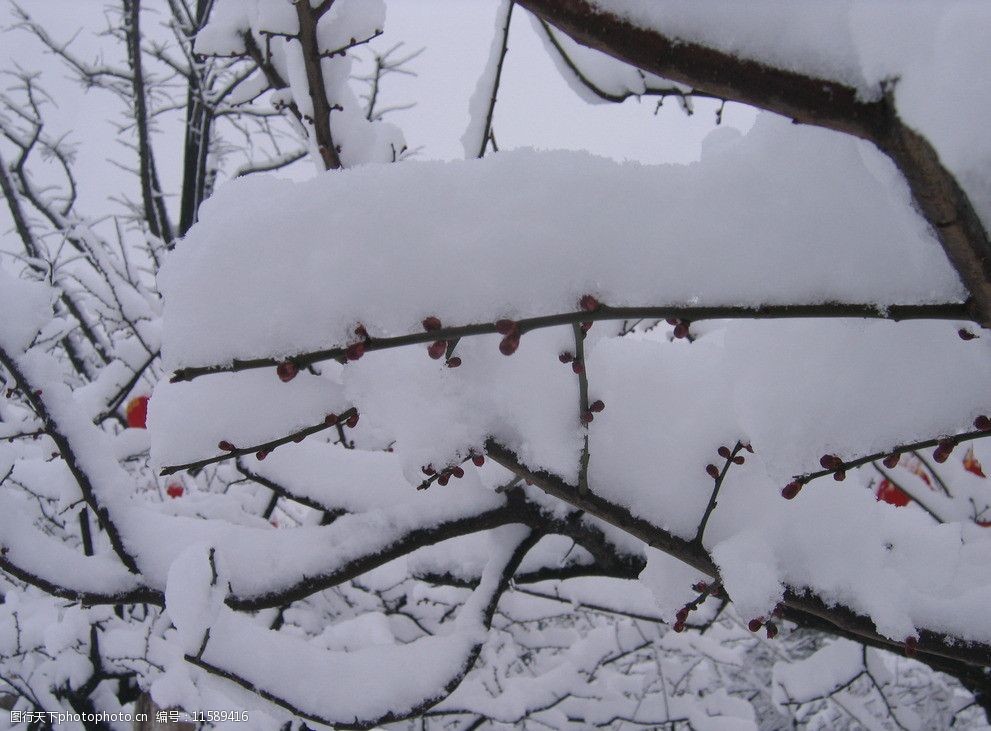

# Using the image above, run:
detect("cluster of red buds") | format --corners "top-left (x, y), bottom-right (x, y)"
top-left (420, 451), bottom-right (486, 488)
top-left (705, 443), bottom-right (750, 479)
top-left (579, 400), bottom-right (605, 426)
top-left (819, 453), bottom-right (847, 481)
top-left (421, 317), bottom-right (461, 367)
top-left (672, 581), bottom-right (725, 632)
top-left (747, 604), bottom-right (783, 639)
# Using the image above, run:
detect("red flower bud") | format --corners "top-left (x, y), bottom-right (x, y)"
top-left (572, 360), bottom-right (585, 374)
top-left (446, 357), bottom-right (462, 368)
top-left (959, 328), bottom-right (978, 340)
top-left (422, 316), bottom-right (442, 332)
top-left (345, 413), bottom-right (359, 428)
top-left (428, 340), bottom-right (447, 359)
top-left (676, 607), bottom-right (689, 623)
top-left (218, 440), bottom-right (235, 451)
top-left (472, 454), bottom-right (485, 467)
top-left (559, 352), bottom-right (574, 364)
top-left (499, 333), bottom-right (520, 356)
top-left (437, 474), bottom-right (450, 487)
top-left (354, 324), bottom-right (368, 339)
top-left (256, 450), bottom-right (269, 460)
top-left (705, 464), bottom-right (720, 479)
top-left (781, 482), bottom-right (802, 500)
top-left (833, 469), bottom-right (846, 481)
top-left (580, 410), bottom-right (594, 425)
top-left (673, 322), bottom-right (689, 339)
top-left (765, 622), bottom-right (778, 639)
top-left (732, 455), bottom-right (745, 465)
top-left (589, 400), bottom-right (605, 413)
top-left (276, 361), bottom-right (298, 382)
top-left (579, 294), bottom-right (599, 312)
top-left (904, 635), bottom-right (918, 657)
top-left (324, 413), bottom-right (338, 424)
top-left (673, 620), bottom-right (686, 632)
top-left (717, 446), bottom-right (731, 459)
top-left (748, 618), bottom-right (763, 633)
top-left (976, 415), bottom-right (991, 431)
top-left (882, 454), bottom-right (900, 469)
top-left (452, 465), bottom-right (465, 479)
top-left (345, 342), bottom-right (365, 360)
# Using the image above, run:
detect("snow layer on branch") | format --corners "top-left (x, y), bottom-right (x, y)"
top-left (0, 270), bottom-right (55, 352)
top-left (461, 0), bottom-right (512, 158)
top-left (589, 0), bottom-right (991, 226)
top-left (161, 113), bottom-right (962, 371)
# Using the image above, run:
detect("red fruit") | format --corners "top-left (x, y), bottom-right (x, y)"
top-left (256, 450), bottom-right (269, 460)
top-left (437, 474), bottom-right (450, 487)
top-left (559, 352), bottom-right (574, 364)
top-left (580, 410), bottom-right (594, 425)
top-left (748, 618), bottom-right (763, 633)
top-left (572, 360), bottom-right (585, 374)
top-left (975, 415), bottom-right (991, 431)
top-left (276, 361), bottom-right (298, 382)
top-left (446, 357), bottom-right (462, 368)
top-left (676, 607), bottom-right (689, 623)
top-left (705, 464), bottom-right (720, 479)
top-left (673, 621), bottom-right (686, 633)
top-left (833, 469), bottom-right (846, 481)
top-left (472, 454), bottom-right (485, 467)
top-left (589, 400), bottom-right (605, 413)
top-left (125, 395), bottom-right (149, 429)
top-left (499, 333), bottom-right (520, 356)
top-left (495, 319), bottom-right (517, 335)
top-left (345, 342), bottom-right (365, 360)
top-left (346, 413), bottom-right (359, 428)
top-left (166, 484), bottom-right (184, 499)
top-left (324, 413), bottom-right (338, 424)
top-left (579, 294), bottom-right (599, 312)
top-left (422, 316), bottom-right (441, 332)
top-left (218, 440), bottom-right (236, 451)
top-left (959, 328), bottom-right (978, 340)
top-left (765, 622), bottom-right (778, 639)
top-left (876, 479), bottom-right (910, 507)
top-left (452, 465), bottom-right (465, 479)
top-left (781, 482), bottom-right (802, 500)
top-left (882, 454), bottom-right (900, 469)
top-left (672, 322), bottom-right (689, 339)
top-left (717, 446), bottom-right (731, 459)
top-left (428, 340), bottom-right (447, 359)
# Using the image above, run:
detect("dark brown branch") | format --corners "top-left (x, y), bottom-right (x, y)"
top-left (485, 438), bottom-right (991, 668)
top-left (794, 426), bottom-right (991, 486)
top-left (473, 1), bottom-right (514, 159)
top-left (187, 530), bottom-right (538, 730)
top-left (694, 441), bottom-right (745, 546)
top-left (0, 345), bottom-right (141, 574)
top-left (515, 0), bottom-right (991, 326)
top-left (159, 407), bottom-right (356, 476)
top-left (123, 0), bottom-right (175, 246)
top-left (0, 555), bottom-right (160, 606)
top-left (170, 301), bottom-right (971, 382)
top-left (294, 0), bottom-right (342, 170)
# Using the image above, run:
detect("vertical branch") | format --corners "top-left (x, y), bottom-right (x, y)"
top-left (295, 1), bottom-right (343, 170)
top-left (472, 1), bottom-right (514, 159)
top-left (123, 0), bottom-right (174, 247)
top-left (572, 322), bottom-right (590, 495)
top-left (694, 441), bottom-right (745, 546)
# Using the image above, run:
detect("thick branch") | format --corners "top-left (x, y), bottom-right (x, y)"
top-left (485, 438), bottom-right (991, 668)
top-left (515, 0), bottom-right (991, 326)
top-left (294, 1), bottom-right (342, 170)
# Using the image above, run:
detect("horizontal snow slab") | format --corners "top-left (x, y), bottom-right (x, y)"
top-left (161, 115), bottom-right (963, 370)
